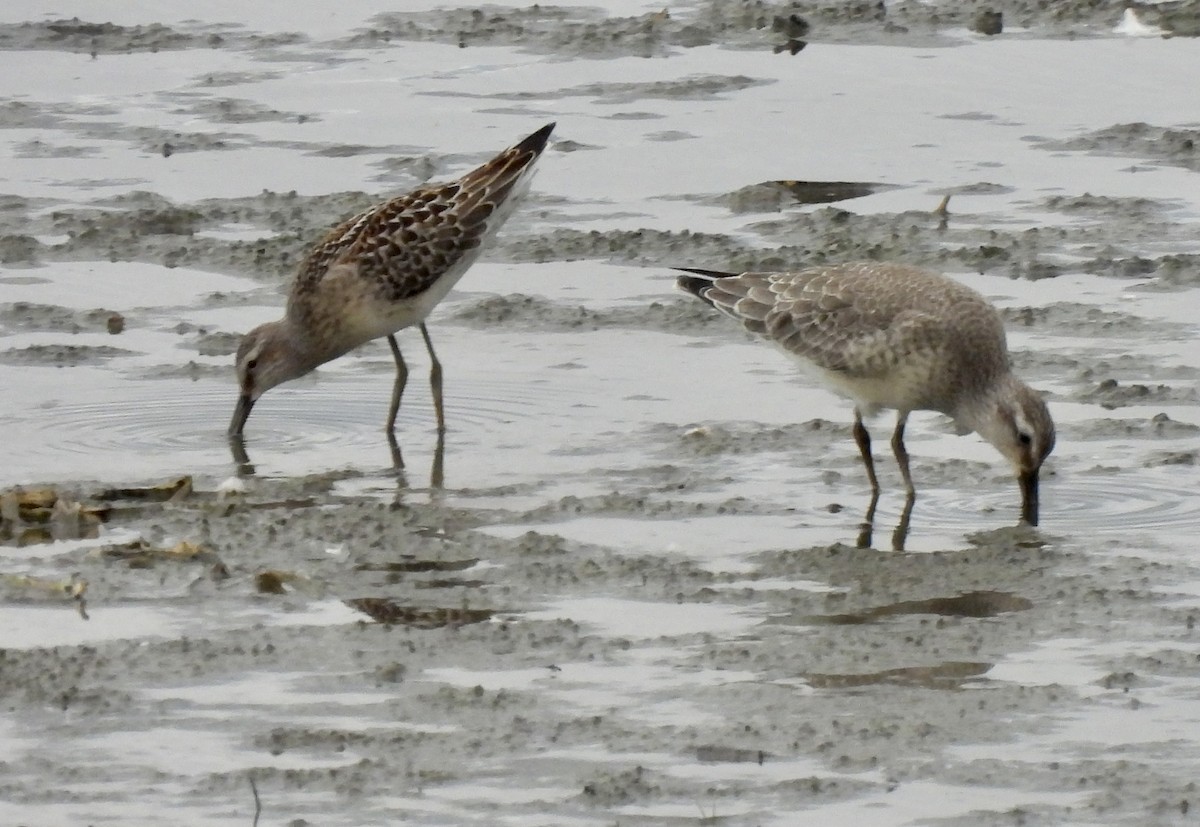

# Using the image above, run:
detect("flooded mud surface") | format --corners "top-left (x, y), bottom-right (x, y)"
top-left (2, 1), bottom-right (1200, 825)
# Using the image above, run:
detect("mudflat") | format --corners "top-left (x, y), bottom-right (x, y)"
top-left (2, 2), bottom-right (1199, 825)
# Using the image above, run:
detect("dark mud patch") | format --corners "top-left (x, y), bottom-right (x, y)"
top-left (1040, 193), bottom-right (1186, 220)
top-left (1000, 302), bottom-right (1191, 338)
top-left (0, 343), bottom-right (137, 366)
top-left (344, 599), bottom-right (494, 628)
top-left (511, 489), bottom-right (777, 524)
top-left (0, 178), bottom-right (1191, 293)
top-left (0, 19), bottom-right (194, 55)
top-left (348, 1), bottom-right (1196, 58)
top-left (433, 74), bottom-right (773, 104)
top-left (1076, 378), bottom-right (1200, 410)
top-left (1035, 123), bottom-right (1200, 172)
top-left (348, 6), bottom-right (685, 58)
top-left (1, 2), bottom-right (1194, 71)
top-left (1122, 253), bottom-right (1200, 289)
top-left (715, 180), bottom-right (900, 213)
top-left (0, 100), bottom-right (260, 157)
top-left (647, 419), bottom-right (847, 459)
top-left (1076, 355), bottom-right (1199, 383)
top-left (1142, 449), bottom-right (1199, 467)
top-left (0, 303), bottom-right (125, 336)
top-left (191, 70), bottom-right (288, 89)
top-left (1067, 414), bottom-right (1200, 441)
top-left (190, 330), bottom-right (242, 357)
top-left (1042, 355), bottom-right (1200, 403)
top-left (934, 181), bottom-right (1017, 197)
top-left (446, 292), bottom-right (721, 334)
top-left (139, 361), bottom-right (231, 381)
top-left (170, 96), bottom-right (312, 126)
top-left (13, 139), bottom-right (102, 159)
top-left (809, 589), bottom-right (1034, 624)
top-left (0, 18), bottom-right (309, 56)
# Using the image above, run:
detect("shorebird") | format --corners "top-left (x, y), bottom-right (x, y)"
top-left (676, 262), bottom-right (1055, 525)
top-left (228, 122), bottom-right (555, 440)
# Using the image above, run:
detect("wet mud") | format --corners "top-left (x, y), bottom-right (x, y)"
top-left (2, 1), bottom-right (1200, 825)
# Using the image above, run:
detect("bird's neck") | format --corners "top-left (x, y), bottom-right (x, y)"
top-left (952, 373), bottom-right (1020, 439)
top-left (280, 306), bottom-right (360, 371)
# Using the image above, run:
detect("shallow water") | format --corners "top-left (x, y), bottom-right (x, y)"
top-left (2, 2), bottom-right (1200, 825)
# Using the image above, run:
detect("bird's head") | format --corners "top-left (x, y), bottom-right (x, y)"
top-left (971, 378), bottom-right (1055, 526)
top-left (228, 321), bottom-right (301, 436)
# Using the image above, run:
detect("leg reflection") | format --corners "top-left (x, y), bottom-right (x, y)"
top-left (856, 490), bottom-right (880, 549)
top-left (387, 428), bottom-right (446, 491)
top-left (855, 491), bottom-right (916, 551)
top-left (892, 493), bottom-right (915, 551)
top-left (386, 430), bottom-right (409, 487)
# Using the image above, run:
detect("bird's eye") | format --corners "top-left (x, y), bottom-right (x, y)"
top-left (1018, 432), bottom-right (1033, 447)
top-left (246, 358), bottom-right (258, 372)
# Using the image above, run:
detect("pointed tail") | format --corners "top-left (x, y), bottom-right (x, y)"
top-left (675, 267), bottom-right (740, 306)
top-left (462, 122), bottom-right (555, 198)
top-left (514, 122), bottom-right (556, 156)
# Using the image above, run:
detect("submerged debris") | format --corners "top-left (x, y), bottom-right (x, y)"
top-left (255, 569), bottom-right (322, 595)
top-left (94, 475), bottom-right (193, 502)
top-left (724, 180), bottom-right (895, 213)
top-left (1, 572), bottom-right (89, 619)
top-left (0, 486), bottom-right (109, 545)
top-left (345, 599), bottom-right (493, 628)
top-left (94, 538), bottom-right (229, 579)
top-left (810, 590), bottom-right (1034, 624)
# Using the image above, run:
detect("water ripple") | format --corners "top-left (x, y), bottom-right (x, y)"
top-left (890, 470), bottom-right (1200, 534)
top-left (20, 378), bottom-right (567, 457)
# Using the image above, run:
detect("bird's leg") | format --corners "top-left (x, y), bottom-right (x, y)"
top-left (890, 412), bottom-right (915, 497)
top-left (852, 409), bottom-right (880, 493)
top-left (386, 334), bottom-right (409, 439)
top-left (418, 323), bottom-right (446, 434)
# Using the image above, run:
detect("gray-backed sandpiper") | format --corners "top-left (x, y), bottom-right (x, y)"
top-left (676, 262), bottom-right (1055, 524)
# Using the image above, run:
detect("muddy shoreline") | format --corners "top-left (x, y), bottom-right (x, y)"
top-left (3, 2), bottom-right (1200, 825)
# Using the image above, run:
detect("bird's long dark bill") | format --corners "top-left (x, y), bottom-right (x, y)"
top-left (1019, 469), bottom-right (1039, 526)
top-left (228, 393), bottom-right (255, 437)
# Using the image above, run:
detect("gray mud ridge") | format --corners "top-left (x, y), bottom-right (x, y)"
top-left (0, 18), bottom-right (195, 55)
top-left (351, 0), bottom-right (1200, 55)
top-left (0, 18), bottom-right (305, 56)
top-left (1068, 413), bottom-right (1200, 440)
top-left (437, 73), bottom-right (773, 104)
top-left (0, 99), bottom-right (445, 172)
top-left (2, 185), bottom-right (1197, 376)
top-left (0, 343), bottom-right (136, 366)
top-left (647, 418), bottom-right (850, 458)
top-left (1036, 122), bottom-right (1200, 172)
top-left (1000, 302), bottom-right (1193, 338)
top-left (1078, 377), bottom-right (1200, 410)
top-left (447, 292), bottom-right (722, 334)
top-left (2, 0), bottom-right (1196, 65)
top-left (0, 302), bottom-right (124, 336)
